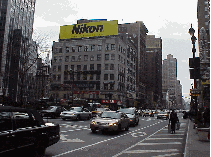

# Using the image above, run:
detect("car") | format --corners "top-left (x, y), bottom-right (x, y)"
top-left (40, 106), bottom-right (67, 118)
top-left (118, 108), bottom-right (139, 126)
top-left (90, 111), bottom-right (130, 133)
top-left (0, 106), bottom-right (60, 156)
top-left (157, 111), bottom-right (169, 119)
top-left (143, 110), bottom-right (154, 117)
top-left (92, 108), bottom-right (111, 117)
top-left (60, 107), bottom-right (92, 120)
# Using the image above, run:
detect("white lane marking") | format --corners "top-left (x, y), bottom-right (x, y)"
top-left (54, 122), bottom-right (167, 157)
top-left (151, 153), bottom-right (180, 157)
top-left (137, 142), bottom-right (182, 145)
top-left (112, 126), bottom-right (167, 157)
top-left (60, 134), bottom-right (84, 143)
top-left (68, 130), bottom-right (74, 131)
top-left (60, 131), bottom-right (67, 133)
top-left (153, 134), bottom-right (184, 136)
top-left (124, 149), bottom-right (178, 153)
top-left (146, 138), bottom-right (183, 140)
top-left (131, 132), bottom-right (147, 137)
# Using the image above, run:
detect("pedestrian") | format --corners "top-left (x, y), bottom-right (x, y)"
top-left (169, 109), bottom-right (178, 134)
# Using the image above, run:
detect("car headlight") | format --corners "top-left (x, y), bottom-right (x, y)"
top-left (72, 113), bottom-right (75, 115)
top-left (109, 123), bottom-right (117, 126)
top-left (91, 121), bottom-right (96, 124)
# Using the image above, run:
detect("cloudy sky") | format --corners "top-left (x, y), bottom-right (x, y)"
top-left (33, 0), bottom-right (199, 101)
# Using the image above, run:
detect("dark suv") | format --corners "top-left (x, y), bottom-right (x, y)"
top-left (0, 106), bottom-right (60, 156)
top-left (40, 106), bottom-right (66, 118)
top-left (118, 108), bottom-right (139, 126)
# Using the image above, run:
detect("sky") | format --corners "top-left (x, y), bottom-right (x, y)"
top-left (33, 0), bottom-right (199, 101)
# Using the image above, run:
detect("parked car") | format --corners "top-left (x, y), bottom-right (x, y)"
top-left (157, 111), bottom-right (169, 119)
top-left (92, 108), bottom-right (111, 117)
top-left (90, 111), bottom-right (130, 133)
top-left (0, 106), bottom-right (60, 156)
top-left (118, 108), bottom-right (139, 126)
top-left (143, 110), bottom-right (154, 117)
top-left (60, 107), bottom-right (92, 120)
top-left (40, 106), bottom-right (67, 118)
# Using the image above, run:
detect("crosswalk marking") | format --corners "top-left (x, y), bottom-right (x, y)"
top-left (137, 142), bottom-right (182, 145)
top-left (146, 138), bottom-right (183, 140)
top-left (124, 149), bottom-right (179, 153)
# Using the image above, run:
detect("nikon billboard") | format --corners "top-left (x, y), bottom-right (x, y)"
top-left (60, 20), bottom-right (118, 39)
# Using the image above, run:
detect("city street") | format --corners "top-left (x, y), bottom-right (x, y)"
top-left (43, 113), bottom-right (188, 157)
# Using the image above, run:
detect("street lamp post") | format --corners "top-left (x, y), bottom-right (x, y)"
top-left (189, 24), bottom-right (198, 116)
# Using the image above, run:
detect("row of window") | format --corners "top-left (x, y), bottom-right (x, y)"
top-left (54, 54), bottom-right (117, 62)
top-left (53, 74), bottom-right (115, 81)
top-left (54, 44), bottom-right (116, 54)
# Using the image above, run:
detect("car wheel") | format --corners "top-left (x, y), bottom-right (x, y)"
top-left (87, 115), bottom-right (91, 120)
top-left (76, 115), bottom-right (81, 121)
top-left (33, 140), bottom-right (46, 157)
top-left (62, 118), bottom-right (66, 120)
top-left (118, 124), bottom-right (122, 131)
top-left (91, 129), bottom-right (96, 133)
top-left (125, 125), bottom-right (129, 131)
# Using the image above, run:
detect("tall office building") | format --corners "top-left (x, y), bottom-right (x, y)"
top-left (0, 0), bottom-right (36, 103)
top-left (197, 0), bottom-right (210, 108)
top-left (162, 54), bottom-right (178, 108)
top-left (118, 22), bottom-right (148, 107)
top-left (145, 35), bottom-right (162, 108)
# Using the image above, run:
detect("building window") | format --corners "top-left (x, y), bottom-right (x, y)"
top-left (97, 64), bottom-right (101, 70)
top-left (90, 74), bottom-right (93, 80)
top-left (58, 65), bottom-right (61, 72)
top-left (77, 65), bottom-right (81, 71)
top-left (78, 46), bottom-right (82, 52)
top-left (110, 64), bottom-right (114, 70)
top-left (84, 46), bottom-right (88, 52)
top-left (104, 84), bottom-right (108, 90)
top-left (71, 65), bottom-right (74, 71)
top-left (54, 57), bottom-right (57, 62)
top-left (105, 54), bottom-right (109, 60)
top-left (77, 73), bottom-right (80, 80)
top-left (105, 64), bottom-right (109, 70)
top-left (53, 66), bottom-right (56, 72)
top-left (57, 75), bottom-right (61, 81)
top-left (90, 55), bottom-right (94, 61)
top-left (64, 75), bottom-right (68, 80)
top-left (105, 44), bottom-right (109, 50)
top-left (66, 47), bottom-right (69, 53)
top-left (71, 56), bottom-right (75, 61)
top-left (83, 65), bottom-right (87, 70)
top-left (97, 45), bottom-right (102, 51)
top-left (78, 55), bottom-right (81, 61)
top-left (90, 64), bottom-right (94, 70)
top-left (111, 44), bottom-right (115, 50)
top-left (65, 65), bottom-right (68, 71)
top-left (97, 54), bottom-right (101, 61)
top-left (91, 45), bottom-right (95, 51)
top-left (59, 56), bottom-right (62, 62)
top-left (111, 54), bottom-right (115, 60)
top-left (104, 74), bottom-right (108, 80)
top-left (96, 74), bottom-right (100, 80)
top-left (65, 56), bottom-right (69, 62)
top-left (110, 84), bottom-right (114, 90)
top-left (110, 74), bottom-right (114, 80)
top-left (83, 74), bottom-right (87, 80)
top-left (53, 75), bottom-right (56, 81)
top-left (84, 55), bottom-right (88, 61)
top-left (72, 47), bottom-right (75, 52)
top-left (59, 48), bottom-right (62, 53)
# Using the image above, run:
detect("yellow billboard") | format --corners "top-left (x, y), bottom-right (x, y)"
top-left (60, 20), bottom-right (118, 39)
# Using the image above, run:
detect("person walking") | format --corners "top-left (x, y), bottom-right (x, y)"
top-left (169, 110), bottom-right (178, 134)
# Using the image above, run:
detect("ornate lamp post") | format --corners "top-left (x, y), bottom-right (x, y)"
top-left (188, 24), bottom-right (198, 116)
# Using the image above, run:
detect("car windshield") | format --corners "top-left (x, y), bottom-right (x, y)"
top-left (100, 112), bottom-right (120, 119)
top-left (159, 111), bottom-right (167, 114)
top-left (118, 109), bottom-right (134, 114)
top-left (46, 106), bottom-right (55, 110)
top-left (69, 107), bottom-right (81, 112)
top-left (96, 108), bottom-right (106, 111)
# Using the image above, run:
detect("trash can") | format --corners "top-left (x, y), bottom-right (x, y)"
top-left (197, 128), bottom-right (210, 141)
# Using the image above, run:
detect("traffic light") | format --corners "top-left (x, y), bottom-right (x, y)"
top-left (189, 57), bottom-right (200, 79)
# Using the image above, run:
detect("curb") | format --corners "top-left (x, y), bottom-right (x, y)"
top-left (184, 119), bottom-right (190, 157)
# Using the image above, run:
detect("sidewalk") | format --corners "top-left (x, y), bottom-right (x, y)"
top-left (184, 119), bottom-right (210, 157)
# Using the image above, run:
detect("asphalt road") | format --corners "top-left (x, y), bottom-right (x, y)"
top-left (43, 113), bottom-right (188, 157)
